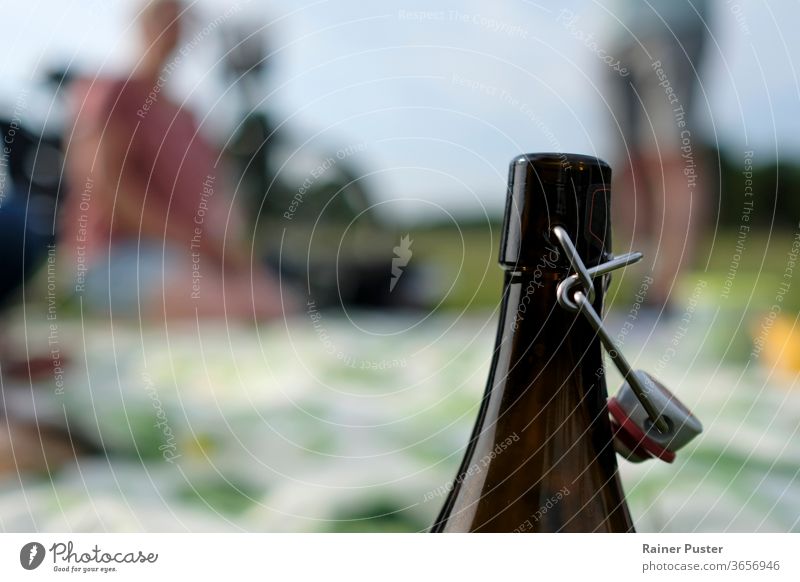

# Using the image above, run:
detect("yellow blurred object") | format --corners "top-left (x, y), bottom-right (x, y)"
top-left (182, 433), bottom-right (217, 460)
top-left (753, 314), bottom-right (800, 375)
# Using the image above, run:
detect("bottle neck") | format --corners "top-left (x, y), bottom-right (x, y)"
top-left (492, 265), bottom-right (608, 426)
top-left (433, 264), bottom-right (633, 532)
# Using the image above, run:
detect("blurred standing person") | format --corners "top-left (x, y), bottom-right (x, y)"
top-left (604, 0), bottom-right (710, 311)
top-left (61, 0), bottom-right (289, 321)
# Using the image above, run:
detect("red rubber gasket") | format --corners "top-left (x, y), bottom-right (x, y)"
top-left (608, 397), bottom-right (676, 463)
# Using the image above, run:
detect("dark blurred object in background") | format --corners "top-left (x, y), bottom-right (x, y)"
top-left (221, 21), bottom-right (426, 310)
top-left (0, 69), bottom-right (98, 477)
top-left (0, 87), bottom-right (62, 308)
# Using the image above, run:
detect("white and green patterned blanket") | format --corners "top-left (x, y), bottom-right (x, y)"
top-left (1, 310), bottom-right (797, 532)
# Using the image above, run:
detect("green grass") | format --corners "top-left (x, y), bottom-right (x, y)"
top-left (409, 224), bottom-right (799, 314)
top-left (409, 224), bottom-right (503, 310)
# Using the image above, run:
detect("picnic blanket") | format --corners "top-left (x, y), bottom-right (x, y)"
top-left (1, 309), bottom-right (797, 532)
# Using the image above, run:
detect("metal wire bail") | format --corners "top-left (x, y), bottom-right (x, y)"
top-left (551, 226), bottom-right (669, 434)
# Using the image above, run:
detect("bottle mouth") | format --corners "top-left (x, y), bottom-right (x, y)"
top-left (499, 153), bottom-right (613, 270)
top-left (510, 152), bottom-right (611, 172)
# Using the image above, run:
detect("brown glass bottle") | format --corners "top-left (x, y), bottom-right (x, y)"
top-left (431, 153), bottom-right (634, 532)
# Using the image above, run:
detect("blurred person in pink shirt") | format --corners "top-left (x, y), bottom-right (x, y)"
top-left (61, 0), bottom-right (289, 321)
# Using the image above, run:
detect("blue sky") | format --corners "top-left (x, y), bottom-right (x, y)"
top-left (1, 0), bottom-right (798, 221)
